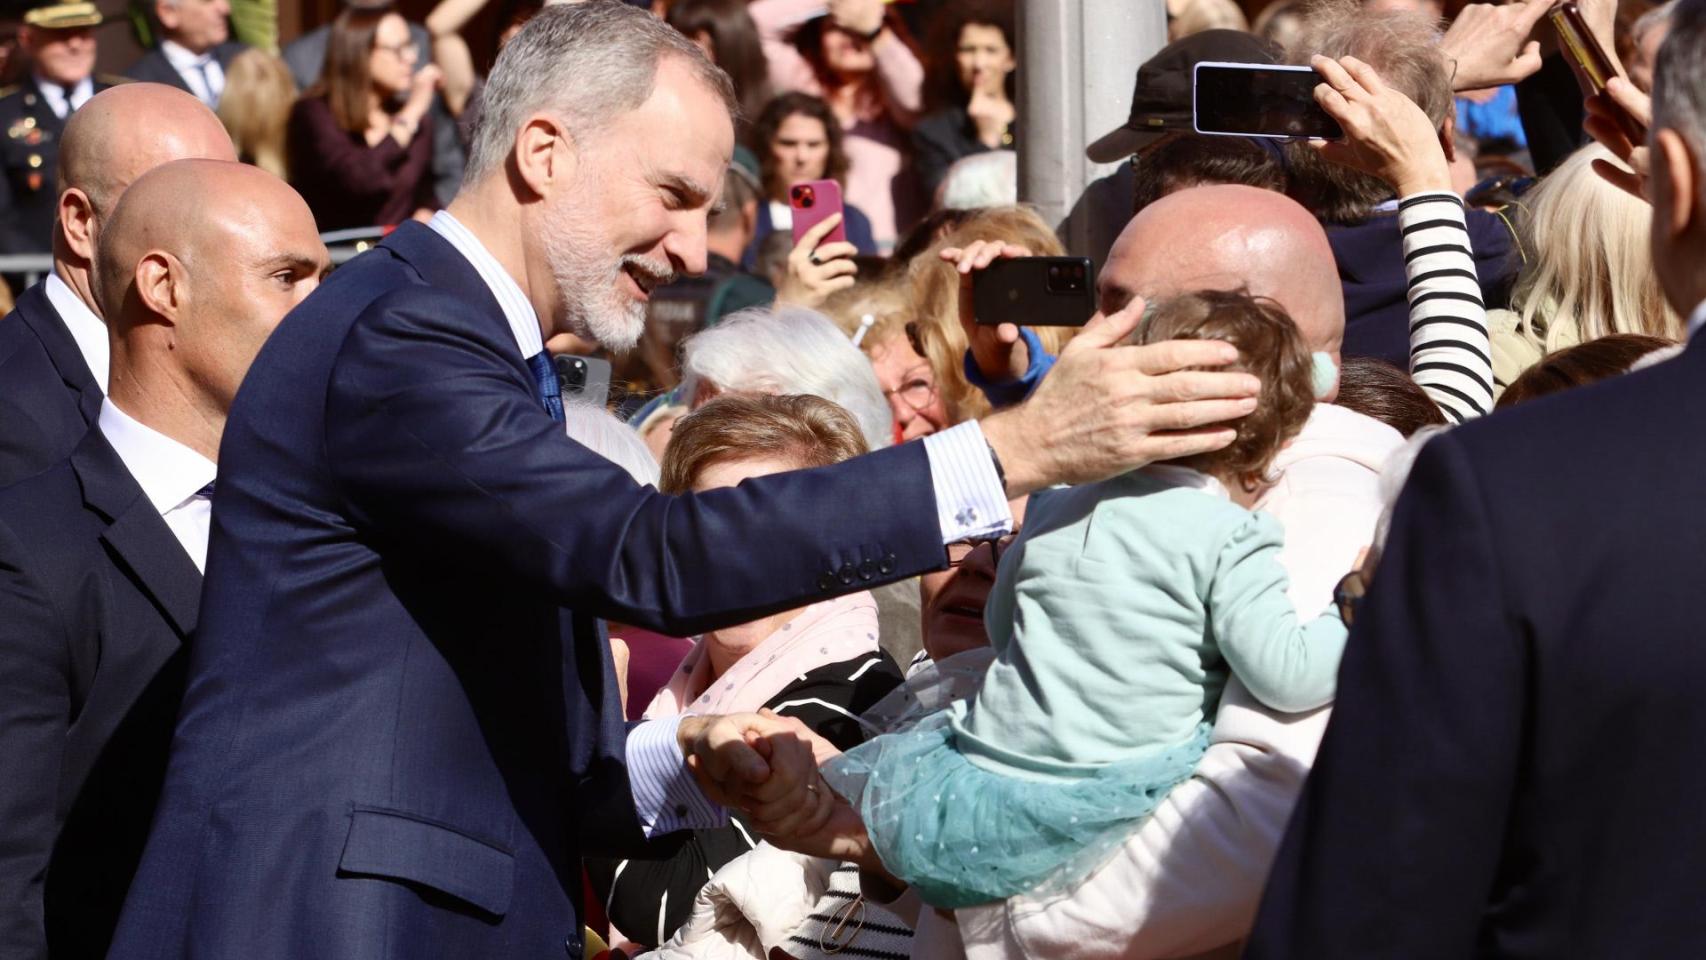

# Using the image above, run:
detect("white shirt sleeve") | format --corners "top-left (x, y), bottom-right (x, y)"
top-left (628, 421), bottom-right (1012, 835)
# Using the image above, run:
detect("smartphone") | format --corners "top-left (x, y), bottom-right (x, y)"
top-left (1193, 61), bottom-right (1344, 141)
top-left (555, 354), bottom-right (612, 409)
top-left (972, 257), bottom-right (1097, 328)
top-left (789, 179), bottom-right (847, 247)
top-left (1551, 2), bottom-right (1643, 140)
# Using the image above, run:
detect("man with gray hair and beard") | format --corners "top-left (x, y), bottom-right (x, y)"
top-left (107, 3), bottom-right (1262, 958)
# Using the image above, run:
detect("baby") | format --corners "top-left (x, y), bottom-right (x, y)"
top-left (826, 289), bottom-right (1352, 908)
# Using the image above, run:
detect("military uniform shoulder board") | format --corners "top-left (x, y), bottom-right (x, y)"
top-left (96, 74), bottom-right (132, 87)
top-left (0, 85), bottom-right (20, 100)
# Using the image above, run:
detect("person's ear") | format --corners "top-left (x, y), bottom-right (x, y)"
top-left (1654, 127), bottom-right (1697, 241)
top-left (155, 0), bottom-right (181, 32)
top-left (133, 251), bottom-right (184, 327)
top-left (1440, 113), bottom-right (1458, 164)
top-left (740, 197), bottom-right (758, 240)
top-left (512, 113), bottom-right (575, 200)
top-left (58, 187), bottom-right (98, 265)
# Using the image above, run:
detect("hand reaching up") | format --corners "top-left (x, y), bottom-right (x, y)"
top-left (1439, 0), bottom-right (1551, 92)
top-left (1309, 55), bottom-right (1453, 196)
top-left (1585, 76), bottom-right (1654, 201)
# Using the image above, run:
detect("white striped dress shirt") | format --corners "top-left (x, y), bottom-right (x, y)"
top-left (423, 210), bottom-right (1012, 835)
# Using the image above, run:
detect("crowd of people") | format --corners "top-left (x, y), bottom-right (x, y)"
top-left (0, 0), bottom-right (1702, 958)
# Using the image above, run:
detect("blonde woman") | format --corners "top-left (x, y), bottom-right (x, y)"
top-left (906, 205), bottom-right (1077, 422)
top-left (217, 50), bottom-right (297, 179)
top-left (1490, 143), bottom-right (1682, 395)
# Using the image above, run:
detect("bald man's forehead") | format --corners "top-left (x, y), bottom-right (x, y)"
top-left (1105, 200), bottom-right (1345, 349)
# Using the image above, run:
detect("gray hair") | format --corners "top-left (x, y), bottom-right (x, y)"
top-left (1636, 0), bottom-right (1680, 44)
top-left (678, 305), bottom-right (894, 451)
top-left (938, 150), bottom-right (1018, 211)
top-left (464, 0), bottom-right (737, 184)
top-left (1654, 0), bottom-right (1706, 187)
top-left (563, 400), bottom-right (662, 486)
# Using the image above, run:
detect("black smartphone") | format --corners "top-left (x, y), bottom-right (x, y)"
top-left (554, 354), bottom-right (612, 408)
top-left (972, 257), bottom-right (1097, 327)
top-left (1193, 61), bottom-right (1344, 141)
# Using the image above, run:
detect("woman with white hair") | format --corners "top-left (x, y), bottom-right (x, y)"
top-left (1489, 142), bottom-right (1683, 397)
top-left (678, 304), bottom-right (896, 450)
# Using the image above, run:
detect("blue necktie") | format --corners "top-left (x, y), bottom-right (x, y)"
top-left (526, 351), bottom-right (565, 422)
top-left (195, 479), bottom-right (216, 500)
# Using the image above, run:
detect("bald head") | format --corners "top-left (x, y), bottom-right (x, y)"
top-left (1103, 185), bottom-right (1346, 358)
top-left (59, 83), bottom-right (236, 219)
top-left (98, 160), bottom-right (326, 437)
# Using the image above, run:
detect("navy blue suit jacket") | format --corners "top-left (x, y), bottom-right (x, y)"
top-left (108, 223), bottom-right (947, 959)
top-left (0, 427), bottom-right (199, 960)
top-left (1247, 334), bottom-right (1706, 957)
top-left (0, 282), bottom-right (102, 486)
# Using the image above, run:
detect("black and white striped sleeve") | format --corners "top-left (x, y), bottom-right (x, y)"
top-left (1399, 191), bottom-right (1494, 424)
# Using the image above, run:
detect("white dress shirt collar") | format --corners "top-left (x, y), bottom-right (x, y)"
top-left (34, 74), bottom-right (94, 119)
top-left (425, 211), bottom-right (544, 361)
top-left (98, 399), bottom-right (217, 571)
top-left (45, 270), bottom-right (108, 391)
top-left (160, 39), bottom-right (221, 105)
top-left (1687, 299), bottom-right (1706, 340)
top-left (98, 399), bottom-right (216, 518)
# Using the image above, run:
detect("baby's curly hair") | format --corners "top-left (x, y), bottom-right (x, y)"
top-left (1135, 290), bottom-right (1317, 491)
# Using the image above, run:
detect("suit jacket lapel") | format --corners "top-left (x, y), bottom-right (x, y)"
top-left (15, 281), bottom-right (102, 424)
top-left (379, 221), bottom-right (534, 383)
top-left (72, 430), bottom-right (202, 638)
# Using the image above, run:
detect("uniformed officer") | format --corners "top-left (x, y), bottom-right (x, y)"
top-left (0, 1), bottom-right (121, 254)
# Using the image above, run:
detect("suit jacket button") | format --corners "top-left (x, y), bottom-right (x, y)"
top-left (564, 935), bottom-right (581, 956)
top-left (857, 559), bottom-right (876, 580)
top-left (817, 573), bottom-right (834, 591)
top-left (838, 562), bottom-right (856, 585)
top-left (878, 553), bottom-right (896, 574)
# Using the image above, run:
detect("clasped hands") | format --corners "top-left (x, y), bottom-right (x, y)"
top-left (676, 711), bottom-right (878, 866)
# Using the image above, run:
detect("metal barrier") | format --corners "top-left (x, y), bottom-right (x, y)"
top-left (0, 226), bottom-right (391, 287)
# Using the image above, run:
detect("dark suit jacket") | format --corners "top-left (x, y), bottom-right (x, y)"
top-left (0, 281), bottom-right (102, 486)
top-left (123, 42), bottom-right (246, 98)
top-left (1247, 334), bottom-right (1706, 957)
top-left (0, 427), bottom-right (200, 960)
top-left (1329, 206), bottom-right (1518, 368)
top-left (108, 223), bottom-right (949, 959)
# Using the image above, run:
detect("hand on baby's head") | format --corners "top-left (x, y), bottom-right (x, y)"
top-left (1134, 290), bottom-right (1319, 492)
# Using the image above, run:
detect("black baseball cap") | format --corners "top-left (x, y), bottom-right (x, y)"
top-left (1086, 29), bottom-right (1280, 163)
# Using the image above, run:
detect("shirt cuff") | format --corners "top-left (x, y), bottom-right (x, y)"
top-left (921, 420), bottom-right (1013, 543)
top-left (626, 716), bottom-right (728, 837)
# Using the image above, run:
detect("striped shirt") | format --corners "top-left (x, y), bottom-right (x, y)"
top-left (1398, 192), bottom-right (1495, 424)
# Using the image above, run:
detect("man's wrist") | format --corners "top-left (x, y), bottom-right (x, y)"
top-left (676, 715), bottom-right (708, 756)
top-left (979, 409), bottom-right (1044, 497)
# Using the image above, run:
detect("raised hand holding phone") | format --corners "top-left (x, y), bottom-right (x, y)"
top-left (943, 240), bottom-right (1037, 383)
top-left (777, 212), bottom-right (858, 308)
top-left (1586, 76), bottom-right (1654, 200)
top-left (1308, 55), bottom-right (1452, 195)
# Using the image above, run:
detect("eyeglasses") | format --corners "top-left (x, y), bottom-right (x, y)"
top-left (884, 320), bottom-right (939, 413)
top-left (884, 373), bottom-right (938, 413)
top-left (945, 534), bottom-right (1013, 568)
top-left (374, 39), bottom-right (418, 58)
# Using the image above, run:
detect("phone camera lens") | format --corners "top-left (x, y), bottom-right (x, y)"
top-left (1047, 265), bottom-right (1061, 278)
